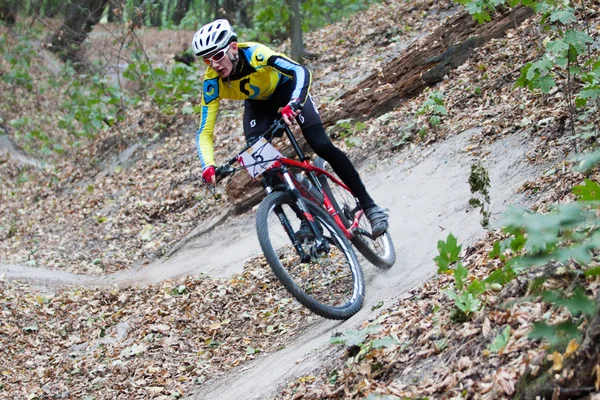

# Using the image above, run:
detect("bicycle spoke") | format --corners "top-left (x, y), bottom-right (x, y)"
top-left (265, 202), bottom-right (356, 309)
top-left (315, 157), bottom-right (396, 269)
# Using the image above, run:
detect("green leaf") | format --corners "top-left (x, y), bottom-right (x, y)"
top-left (489, 241), bottom-right (502, 259)
top-left (549, 9), bottom-right (576, 24)
top-left (330, 325), bottom-right (382, 346)
top-left (529, 321), bottom-right (580, 347)
top-left (447, 290), bottom-right (482, 314)
top-left (538, 75), bottom-right (557, 93)
top-left (578, 86), bottom-right (600, 101)
top-left (572, 151), bottom-right (600, 172)
top-left (429, 115), bottom-right (441, 126)
top-left (454, 263), bottom-right (468, 291)
top-left (547, 39), bottom-right (569, 55)
top-left (432, 105), bottom-right (448, 116)
top-left (484, 266), bottom-right (515, 285)
top-left (564, 30), bottom-right (594, 54)
top-left (371, 336), bottom-right (399, 349)
top-left (585, 267), bottom-right (600, 277)
top-left (528, 58), bottom-right (553, 79)
top-left (467, 278), bottom-right (486, 296)
top-left (434, 233), bottom-right (462, 272)
top-left (328, 369), bottom-right (339, 385)
top-left (544, 287), bottom-right (597, 316)
top-left (515, 63), bottom-right (533, 89)
top-left (488, 325), bottom-right (511, 353)
top-left (572, 179), bottom-right (600, 201)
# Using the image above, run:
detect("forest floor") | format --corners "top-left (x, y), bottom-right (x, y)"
top-left (1, 1), bottom-right (600, 399)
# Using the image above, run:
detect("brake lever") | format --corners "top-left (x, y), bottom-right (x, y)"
top-left (215, 164), bottom-right (235, 183)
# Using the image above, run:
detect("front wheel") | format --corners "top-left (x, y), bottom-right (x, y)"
top-left (256, 191), bottom-right (365, 320)
top-left (314, 157), bottom-right (396, 269)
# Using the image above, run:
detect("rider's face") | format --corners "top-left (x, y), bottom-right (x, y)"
top-left (204, 43), bottom-right (237, 79)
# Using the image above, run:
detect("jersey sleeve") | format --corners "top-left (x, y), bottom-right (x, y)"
top-left (196, 75), bottom-right (221, 169)
top-left (260, 45), bottom-right (312, 106)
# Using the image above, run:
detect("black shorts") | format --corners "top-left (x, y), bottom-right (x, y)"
top-left (243, 80), bottom-right (322, 143)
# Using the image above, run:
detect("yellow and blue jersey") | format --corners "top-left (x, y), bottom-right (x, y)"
top-left (196, 42), bottom-right (312, 169)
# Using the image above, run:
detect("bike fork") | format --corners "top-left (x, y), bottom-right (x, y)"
top-left (282, 170), bottom-right (330, 255)
top-left (273, 205), bottom-right (312, 263)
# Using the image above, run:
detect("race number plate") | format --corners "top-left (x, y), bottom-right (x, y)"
top-left (238, 138), bottom-right (283, 178)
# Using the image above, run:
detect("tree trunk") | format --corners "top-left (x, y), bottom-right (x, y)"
top-left (0, 0), bottom-right (16, 25)
top-left (319, 5), bottom-right (534, 126)
top-left (285, 0), bottom-right (304, 63)
top-left (148, 0), bottom-right (161, 27)
top-left (49, 0), bottom-right (109, 63)
top-left (171, 0), bottom-right (190, 25)
top-left (221, 0), bottom-right (235, 20)
top-left (237, 0), bottom-right (252, 28)
top-left (106, 0), bottom-right (120, 23)
top-left (225, 6), bottom-right (535, 212)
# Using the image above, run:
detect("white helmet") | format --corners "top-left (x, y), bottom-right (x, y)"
top-left (192, 19), bottom-right (237, 58)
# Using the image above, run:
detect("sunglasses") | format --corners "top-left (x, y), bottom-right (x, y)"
top-left (202, 45), bottom-right (231, 65)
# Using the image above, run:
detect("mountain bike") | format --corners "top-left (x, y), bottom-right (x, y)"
top-left (215, 118), bottom-right (395, 319)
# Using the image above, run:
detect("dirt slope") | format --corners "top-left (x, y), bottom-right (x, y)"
top-left (2, 1), bottom-right (596, 398)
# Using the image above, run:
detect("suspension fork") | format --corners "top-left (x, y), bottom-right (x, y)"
top-left (280, 167), bottom-right (330, 254)
top-left (272, 204), bottom-right (311, 263)
top-left (260, 168), bottom-right (326, 262)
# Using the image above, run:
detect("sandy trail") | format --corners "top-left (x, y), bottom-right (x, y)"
top-left (1, 128), bottom-right (544, 399)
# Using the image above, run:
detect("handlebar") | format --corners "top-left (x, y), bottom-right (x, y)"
top-left (214, 117), bottom-right (289, 181)
top-left (215, 164), bottom-right (235, 182)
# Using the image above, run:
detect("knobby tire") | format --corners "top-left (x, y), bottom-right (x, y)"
top-left (256, 191), bottom-right (365, 320)
top-left (314, 157), bottom-right (396, 269)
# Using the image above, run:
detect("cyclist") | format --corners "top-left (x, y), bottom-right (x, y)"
top-left (192, 19), bottom-right (389, 237)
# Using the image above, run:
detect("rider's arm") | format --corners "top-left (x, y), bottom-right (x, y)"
top-left (196, 76), bottom-right (221, 170)
top-left (267, 54), bottom-right (311, 106)
top-left (248, 43), bottom-right (311, 106)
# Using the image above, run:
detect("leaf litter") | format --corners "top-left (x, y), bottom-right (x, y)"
top-left (1, 0), bottom-right (600, 398)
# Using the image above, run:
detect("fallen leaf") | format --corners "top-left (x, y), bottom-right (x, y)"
top-left (564, 339), bottom-right (579, 359)
top-left (552, 351), bottom-right (563, 371)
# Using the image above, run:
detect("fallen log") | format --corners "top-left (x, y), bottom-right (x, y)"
top-left (320, 5), bottom-right (533, 124)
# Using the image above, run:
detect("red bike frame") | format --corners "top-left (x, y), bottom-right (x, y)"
top-left (244, 155), bottom-right (363, 241)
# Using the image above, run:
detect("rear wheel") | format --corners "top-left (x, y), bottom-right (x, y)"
top-left (256, 191), bottom-right (365, 320)
top-left (314, 157), bottom-right (396, 269)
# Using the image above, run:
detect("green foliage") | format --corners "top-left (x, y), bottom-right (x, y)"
top-left (60, 70), bottom-right (126, 138)
top-left (446, 289), bottom-right (483, 318)
top-left (434, 233), bottom-right (462, 273)
top-left (330, 324), bottom-right (399, 363)
top-left (416, 91), bottom-right (447, 139)
top-left (494, 162), bottom-right (600, 351)
top-left (330, 324), bottom-right (382, 347)
top-left (328, 119), bottom-right (366, 148)
top-left (251, 0), bottom-right (380, 42)
top-left (529, 321), bottom-right (580, 349)
top-left (458, 0), bottom-right (600, 141)
top-left (435, 233), bottom-right (486, 319)
top-left (572, 179), bottom-right (600, 201)
top-left (542, 287), bottom-right (597, 317)
top-left (468, 163), bottom-right (491, 228)
top-left (123, 59), bottom-right (202, 113)
top-left (488, 325), bottom-right (511, 353)
top-left (0, 34), bottom-right (34, 90)
top-left (499, 203), bottom-right (600, 272)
